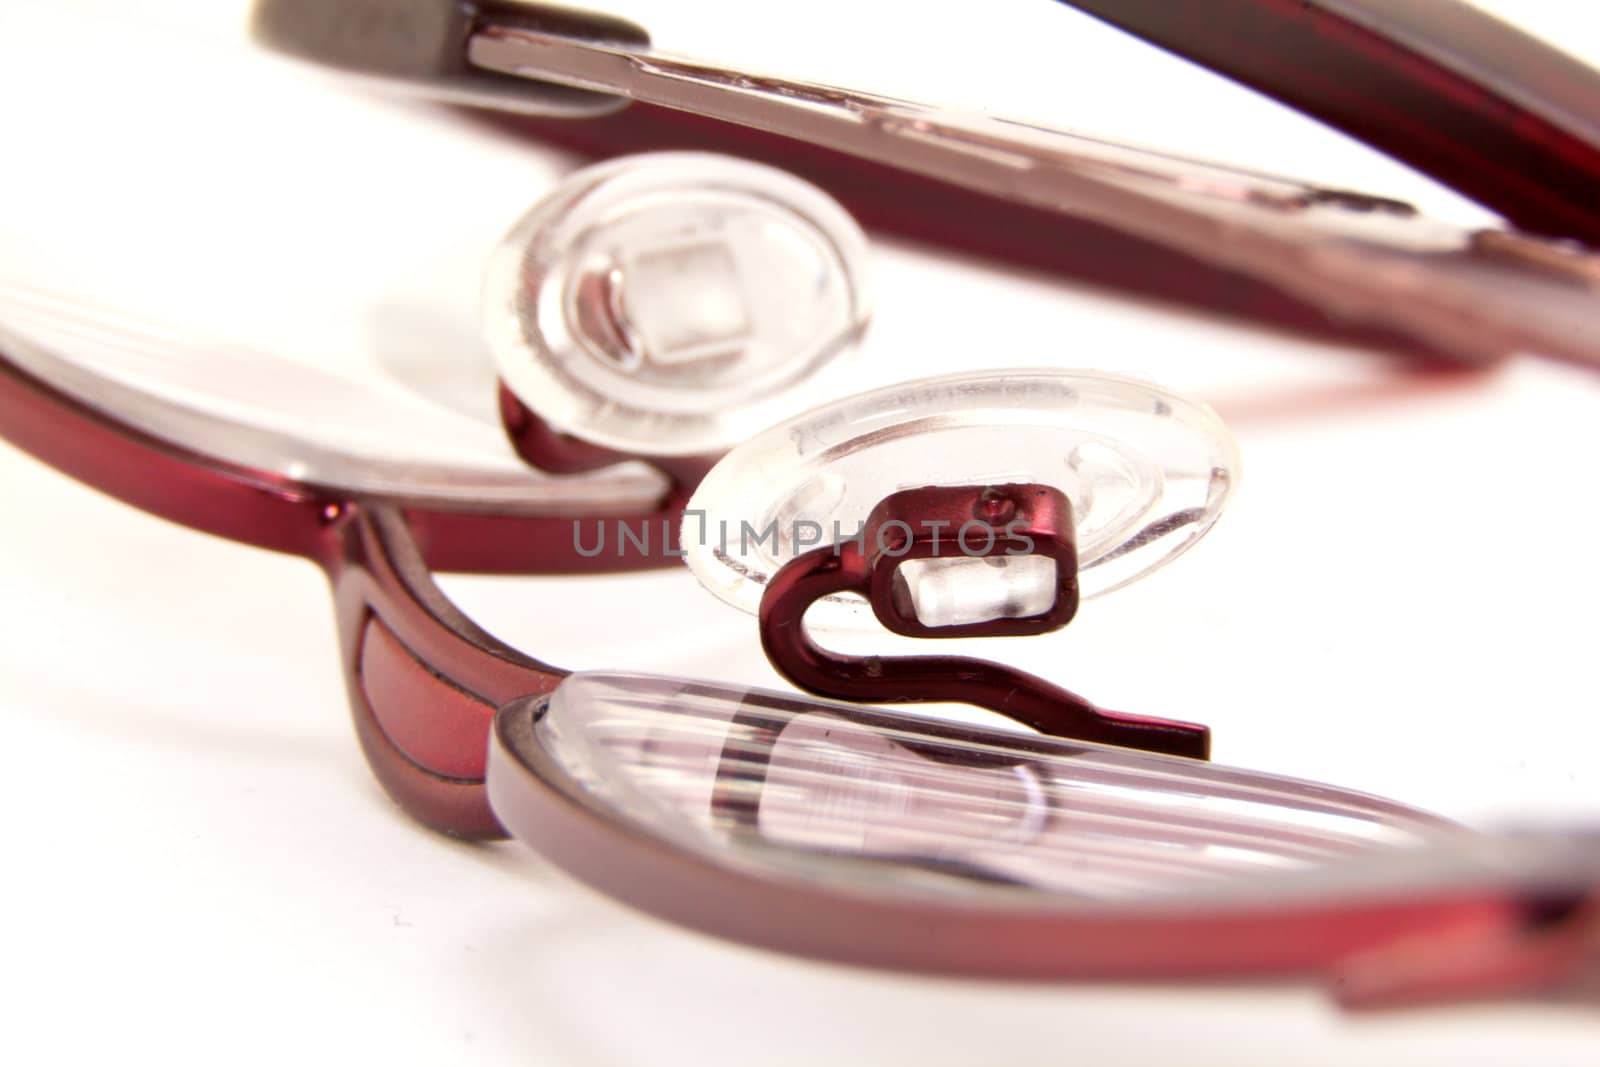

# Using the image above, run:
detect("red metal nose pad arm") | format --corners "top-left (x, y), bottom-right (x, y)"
top-left (497, 381), bottom-right (717, 489)
top-left (757, 483), bottom-right (1211, 760)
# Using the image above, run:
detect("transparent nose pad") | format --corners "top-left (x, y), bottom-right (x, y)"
top-left (587, 238), bottom-right (752, 372)
top-left (483, 152), bottom-right (872, 458)
top-left (683, 369), bottom-right (1240, 630)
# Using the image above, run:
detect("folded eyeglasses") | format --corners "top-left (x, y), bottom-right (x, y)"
top-left (3, 143), bottom-right (1598, 1010)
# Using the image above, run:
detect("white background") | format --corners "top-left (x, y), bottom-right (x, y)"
top-left (2, 1), bottom-right (1600, 1063)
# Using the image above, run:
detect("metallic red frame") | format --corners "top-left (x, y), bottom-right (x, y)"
top-left (467, 0), bottom-right (1600, 369)
top-left (8, 0), bottom-right (1600, 1001)
top-left (0, 354), bottom-right (1196, 833)
top-left (8, 325), bottom-right (1600, 1007)
top-left (0, 350), bottom-right (682, 837)
top-left (487, 688), bottom-right (1600, 1006)
top-left (1057, 0), bottom-right (1600, 244)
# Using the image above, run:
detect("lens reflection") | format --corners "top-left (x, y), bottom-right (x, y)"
top-left (530, 672), bottom-right (1450, 901)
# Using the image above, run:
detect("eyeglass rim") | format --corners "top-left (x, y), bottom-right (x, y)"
top-left (486, 679), bottom-right (1600, 1002)
top-left (8, 330), bottom-right (1600, 1005)
top-left (0, 342), bottom-right (687, 836)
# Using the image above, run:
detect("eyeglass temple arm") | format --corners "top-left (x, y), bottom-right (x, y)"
top-left (256, 0), bottom-right (1401, 354)
top-left (497, 381), bottom-right (717, 489)
top-left (1056, 0), bottom-right (1600, 245)
top-left (253, 1), bottom-right (1600, 370)
top-left (758, 542), bottom-right (1210, 760)
top-left (476, 105), bottom-right (1468, 366)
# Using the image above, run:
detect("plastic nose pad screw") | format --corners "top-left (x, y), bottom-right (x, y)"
top-left (483, 151), bottom-right (872, 487)
top-left (757, 483), bottom-right (1210, 760)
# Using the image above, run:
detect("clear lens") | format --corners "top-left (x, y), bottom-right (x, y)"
top-left (684, 369), bottom-right (1239, 627)
top-left (483, 152), bottom-right (872, 457)
top-left (520, 672), bottom-right (1449, 902)
top-left (0, 282), bottom-right (667, 509)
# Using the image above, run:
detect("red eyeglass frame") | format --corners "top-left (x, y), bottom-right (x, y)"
top-left (454, 0), bottom-right (1600, 371)
top-left (486, 678), bottom-right (1600, 1008)
top-left (0, 351), bottom-right (642, 838)
top-left (6, 245), bottom-right (1600, 1011)
top-left (6, 0), bottom-right (1600, 1002)
top-left (1, 341), bottom-right (1205, 837)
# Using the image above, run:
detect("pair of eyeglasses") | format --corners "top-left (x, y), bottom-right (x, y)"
top-left (5, 251), bottom-right (1600, 1010)
top-left (254, 0), bottom-right (1600, 370)
top-left (0, 145), bottom-right (878, 835)
top-left (0, 135), bottom-right (1225, 829)
top-left (7, 2), bottom-right (1600, 1011)
top-left (493, 362), bottom-right (1600, 1010)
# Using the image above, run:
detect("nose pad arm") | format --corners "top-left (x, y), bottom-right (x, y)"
top-left (497, 380), bottom-right (717, 490)
top-left (757, 483), bottom-right (1211, 759)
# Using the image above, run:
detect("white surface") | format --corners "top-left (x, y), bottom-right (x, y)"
top-left (2, 1), bottom-right (1600, 1063)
